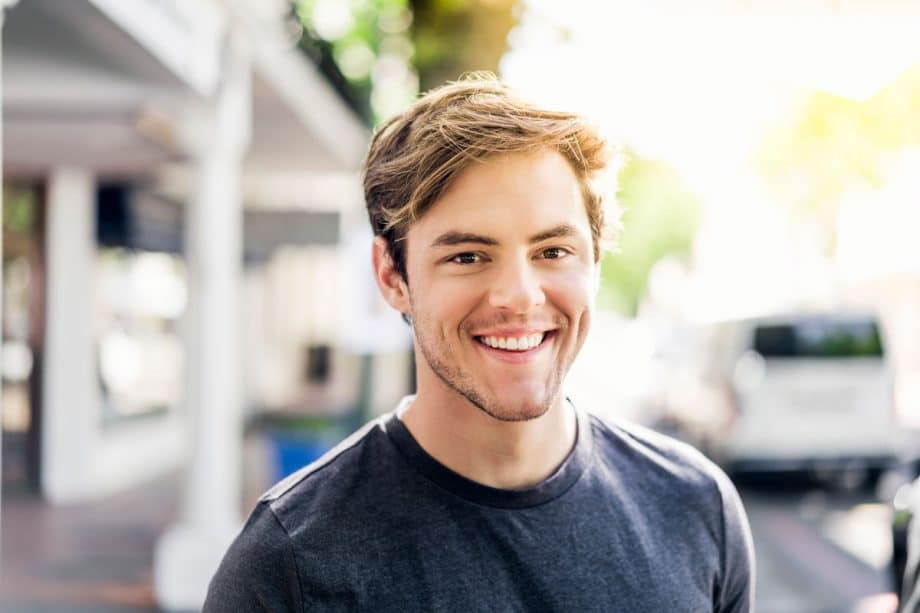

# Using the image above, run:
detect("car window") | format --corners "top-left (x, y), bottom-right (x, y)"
top-left (752, 319), bottom-right (883, 358)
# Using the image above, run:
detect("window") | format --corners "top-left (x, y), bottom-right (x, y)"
top-left (753, 318), bottom-right (883, 358)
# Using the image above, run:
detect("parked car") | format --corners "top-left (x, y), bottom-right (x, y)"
top-left (654, 312), bottom-right (901, 483)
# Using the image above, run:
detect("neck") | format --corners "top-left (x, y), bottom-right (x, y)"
top-left (398, 389), bottom-right (577, 490)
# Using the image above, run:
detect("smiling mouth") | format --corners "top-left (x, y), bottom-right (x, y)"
top-left (475, 332), bottom-right (553, 352)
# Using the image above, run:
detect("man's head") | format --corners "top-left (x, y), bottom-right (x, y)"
top-left (364, 75), bottom-right (619, 422)
top-left (364, 74), bottom-right (618, 281)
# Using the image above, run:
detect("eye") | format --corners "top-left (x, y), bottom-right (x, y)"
top-left (449, 252), bottom-right (483, 265)
top-left (540, 247), bottom-right (571, 260)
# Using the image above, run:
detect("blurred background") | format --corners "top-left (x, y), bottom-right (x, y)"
top-left (0, 0), bottom-right (918, 611)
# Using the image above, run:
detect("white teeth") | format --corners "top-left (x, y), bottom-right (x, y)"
top-left (479, 333), bottom-right (546, 352)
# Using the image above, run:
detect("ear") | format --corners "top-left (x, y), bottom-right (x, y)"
top-left (372, 236), bottom-right (411, 316)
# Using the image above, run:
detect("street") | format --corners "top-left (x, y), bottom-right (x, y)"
top-left (738, 478), bottom-right (897, 613)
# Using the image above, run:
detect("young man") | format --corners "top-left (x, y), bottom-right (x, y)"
top-left (205, 76), bottom-right (755, 611)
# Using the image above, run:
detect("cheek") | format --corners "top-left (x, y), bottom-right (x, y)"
top-left (547, 269), bottom-right (597, 314)
top-left (415, 277), bottom-right (483, 330)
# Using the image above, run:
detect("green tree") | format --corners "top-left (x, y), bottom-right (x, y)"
top-left (757, 65), bottom-right (920, 251)
top-left (410, 0), bottom-right (517, 91)
top-left (293, 0), bottom-right (519, 124)
top-left (599, 154), bottom-right (700, 316)
top-left (294, 0), bottom-right (416, 124)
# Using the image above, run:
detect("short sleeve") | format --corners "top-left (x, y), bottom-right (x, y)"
top-left (204, 502), bottom-right (302, 612)
top-left (715, 471), bottom-right (756, 612)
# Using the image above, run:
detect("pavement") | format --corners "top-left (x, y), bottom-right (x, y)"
top-left (0, 476), bottom-right (178, 612)
top-left (0, 429), bottom-right (273, 613)
top-left (738, 479), bottom-right (899, 613)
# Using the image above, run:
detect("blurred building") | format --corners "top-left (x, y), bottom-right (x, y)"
top-left (1, 0), bottom-right (412, 609)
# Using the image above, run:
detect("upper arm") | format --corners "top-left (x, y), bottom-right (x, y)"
top-left (715, 471), bottom-right (756, 612)
top-left (204, 503), bottom-right (302, 612)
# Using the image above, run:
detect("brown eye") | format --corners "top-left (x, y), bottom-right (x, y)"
top-left (450, 252), bottom-right (481, 265)
top-left (541, 247), bottom-right (569, 260)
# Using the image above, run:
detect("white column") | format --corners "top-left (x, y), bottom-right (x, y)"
top-left (41, 168), bottom-right (99, 503)
top-left (154, 32), bottom-right (251, 612)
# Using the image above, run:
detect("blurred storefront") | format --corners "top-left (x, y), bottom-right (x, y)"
top-left (1, 0), bottom-right (411, 609)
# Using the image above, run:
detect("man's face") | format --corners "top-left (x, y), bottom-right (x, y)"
top-left (379, 150), bottom-right (598, 422)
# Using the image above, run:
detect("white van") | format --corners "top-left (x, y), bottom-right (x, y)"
top-left (694, 312), bottom-right (900, 479)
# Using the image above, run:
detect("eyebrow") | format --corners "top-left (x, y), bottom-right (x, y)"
top-left (430, 231), bottom-right (499, 248)
top-left (528, 223), bottom-right (581, 243)
top-left (429, 224), bottom-right (582, 249)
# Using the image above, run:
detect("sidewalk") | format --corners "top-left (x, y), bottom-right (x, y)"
top-left (0, 475), bottom-right (178, 612)
top-left (1, 430), bottom-right (273, 612)
top-left (0, 430), bottom-right (291, 611)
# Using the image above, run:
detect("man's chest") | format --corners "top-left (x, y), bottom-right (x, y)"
top-left (294, 510), bottom-right (717, 612)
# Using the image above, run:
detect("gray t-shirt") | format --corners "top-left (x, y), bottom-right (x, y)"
top-left (205, 403), bottom-right (755, 612)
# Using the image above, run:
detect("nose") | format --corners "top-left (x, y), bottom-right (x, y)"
top-left (488, 256), bottom-right (545, 313)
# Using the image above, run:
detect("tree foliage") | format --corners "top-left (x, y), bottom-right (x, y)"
top-left (293, 0), bottom-right (518, 124)
top-left (757, 65), bottom-right (920, 243)
top-left (294, 0), bottom-right (416, 124)
top-left (599, 155), bottom-right (700, 316)
top-left (410, 0), bottom-right (516, 91)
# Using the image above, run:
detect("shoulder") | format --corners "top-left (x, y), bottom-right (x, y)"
top-left (258, 413), bottom-right (404, 542)
top-left (587, 413), bottom-right (755, 609)
top-left (587, 413), bottom-right (727, 494)
top-left (261, 414), bottom-right (390, 504)
top-left (206, 414), bottom-right (402, 610)
top-left (204, 503), bottom-right (301, 611)
top-left (586, 413), bottom-right (753, 554)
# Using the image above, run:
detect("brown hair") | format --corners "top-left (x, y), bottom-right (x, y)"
top-left (363, 73), bottom-right (620, 279)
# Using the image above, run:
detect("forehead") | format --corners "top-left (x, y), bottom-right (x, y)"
top-left (409, 150), bottom-right (590, 241)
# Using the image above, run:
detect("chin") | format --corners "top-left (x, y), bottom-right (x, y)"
top-left (471, 392), bottom-right (556, 423)
top-left (486, 406), bottom-right (549, 423)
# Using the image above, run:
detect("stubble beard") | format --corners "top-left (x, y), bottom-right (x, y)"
top-left (410, 310), bottom-right (570, 423)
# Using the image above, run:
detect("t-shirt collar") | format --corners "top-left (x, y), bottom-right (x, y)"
top-left (384, 396), bottom-right (593, 509)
